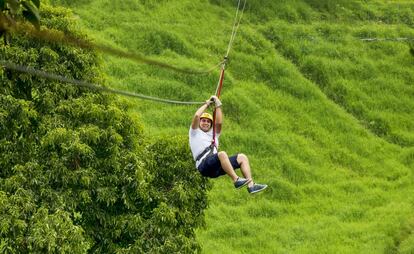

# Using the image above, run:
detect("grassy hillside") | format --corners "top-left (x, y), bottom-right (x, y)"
top-left (48, 0), bottom-right (414, 253)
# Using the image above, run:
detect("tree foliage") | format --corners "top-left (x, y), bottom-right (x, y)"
top-left (0, 0), bottom-right (41, 42)
top-left (0, 4), bottom-right (210, 253)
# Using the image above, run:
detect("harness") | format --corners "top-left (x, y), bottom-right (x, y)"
top-left (196, 143), bottom-right (216, 164)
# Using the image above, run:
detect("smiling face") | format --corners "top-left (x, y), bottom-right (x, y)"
top-left (199, 117), bottom-right (212, 132)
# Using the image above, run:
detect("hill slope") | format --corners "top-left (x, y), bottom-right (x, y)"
top-left (49, 0), bottom-right (414, 253)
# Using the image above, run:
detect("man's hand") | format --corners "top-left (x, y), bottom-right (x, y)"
top-left (211, 95), bottom-right (222, 107)
top-left (205, 98), bottom-right (213, 106)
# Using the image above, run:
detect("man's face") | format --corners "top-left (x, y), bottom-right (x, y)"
top-left (199, 118), bottom-right (212, 132)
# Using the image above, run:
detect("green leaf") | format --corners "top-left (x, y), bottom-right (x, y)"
top-left (30, 0), bottom-right (40, 8)
top-left (0, 0), bottom-right (5, 10)
top-left (21, 1), bottom-right (40, 29)
top-left (22, 10), bottom-right (40, 30)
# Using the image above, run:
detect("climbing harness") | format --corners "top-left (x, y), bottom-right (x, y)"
top-left (195, 143), bottom-right (216, 163)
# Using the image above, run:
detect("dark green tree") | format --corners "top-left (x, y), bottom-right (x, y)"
top-left (0, 0), bottom-right (41, 42)
top-left (0, 4), bottom-right (210, 253)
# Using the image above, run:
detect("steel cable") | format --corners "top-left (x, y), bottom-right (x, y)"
top-left (225, 0), bottom-right (247, 58)
top-left (1, 1), bottom-right (248, 105)
top-left (0, 60), bottom-right (205, 105)
top-left (360, 37), bottom-right (414, 42)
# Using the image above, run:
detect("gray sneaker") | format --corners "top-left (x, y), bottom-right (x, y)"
top-left (234, 177), bottom-right (252, 189)
top-left (248, 183), bottom-right (268, 194)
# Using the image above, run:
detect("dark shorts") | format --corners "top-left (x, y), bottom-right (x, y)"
top-left (197, 153), bottom-right (240, 178)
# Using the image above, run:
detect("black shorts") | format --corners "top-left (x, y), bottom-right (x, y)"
top-left (197, 153), bottom-right (240, 178)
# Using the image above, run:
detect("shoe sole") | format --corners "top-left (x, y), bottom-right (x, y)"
top-left (249, 185), bottom-right (268, 194)
top-left (235, 178), bottom-right (252, 189)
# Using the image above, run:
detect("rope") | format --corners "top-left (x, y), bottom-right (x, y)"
top-left (212, 0), bottom-right (247, 147)
top-left (225, 0), bottom-right (247, 58)
top-left (360, 37), bottom-right (414, 42)
top-left (213, 0), bottom-right (247, 95)
top-left (225, 0), bottom-right (242, 57)
top-left (0, 60), bottom-right (205, 105)
top-left (1, 19), bottom-right (223, 75)
top-left (0, 1), bottom-right (248, 108)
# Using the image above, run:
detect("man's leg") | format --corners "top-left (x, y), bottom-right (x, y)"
top-left (217, 151), bottom-right (239, 182)
top-left (237, 153), bottom-right (254, 188)
top-left (236, 153), bottom-right (268, 193)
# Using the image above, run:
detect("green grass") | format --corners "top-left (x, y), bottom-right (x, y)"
top-left (47, 0), bottom-right (414, 252)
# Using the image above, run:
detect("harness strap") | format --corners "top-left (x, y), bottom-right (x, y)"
top-left (196, 144), bottom-right (215, 162)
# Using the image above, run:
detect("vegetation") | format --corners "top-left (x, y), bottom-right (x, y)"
top-left (0, 0), bottom-right (41, 41)
top-left (2, 0), bottom-right (414, 253)
top-left (0, 4), bottom-right (209, 253)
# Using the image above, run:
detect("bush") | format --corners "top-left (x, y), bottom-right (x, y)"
top-left (0, 4), bottom-right (210, 253)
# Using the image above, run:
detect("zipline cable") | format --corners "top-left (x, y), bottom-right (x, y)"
top-left (212, 0), bottom-right (247, 148)
top-left (0, 60), bottom-right (205, 105)
top-left (360, 37), bottom-right (414, 42)
top-left (1, 0), bottom-right (248, 109)
top-left (225, 0), bottom-right (247, 58)
top-left (215, 0), bottom-right (247, 96)
top-left (225, 0), bottom-right (242, 57)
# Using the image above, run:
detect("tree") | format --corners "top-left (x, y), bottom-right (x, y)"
top-left (0, 0), bottom-right (41, 43)
top-left (0, 4), bottom-right (210, 253)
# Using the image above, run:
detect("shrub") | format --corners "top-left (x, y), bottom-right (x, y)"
top-left (0, 4), bottom-right (210, 253)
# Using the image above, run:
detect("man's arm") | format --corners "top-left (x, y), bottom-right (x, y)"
top-left (213, 96), bottom-right (223, 134)
top-left (191, 98), bottom-right (213, 129)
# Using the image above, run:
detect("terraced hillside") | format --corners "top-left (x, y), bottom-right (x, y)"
top-left (49, 0), bottom-right (414, 253)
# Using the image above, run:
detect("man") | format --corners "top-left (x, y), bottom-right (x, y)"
top-left (189, 95), bottom-right (267, 194)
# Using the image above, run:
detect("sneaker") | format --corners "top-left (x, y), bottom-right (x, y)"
top-left (234, 177), bottom-right (252, 189)
top-left (248, 183), bottom-right (268, 194)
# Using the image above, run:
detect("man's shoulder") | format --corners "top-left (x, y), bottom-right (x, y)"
top-left (189, 126), bottom-right (199, 131)
top-left (189, 127), bottom-right (213, 136)
top-left (189, 126), bottom-right (200, 135)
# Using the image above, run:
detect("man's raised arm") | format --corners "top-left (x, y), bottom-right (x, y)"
top-left (191, 97), bottom-right (214, 129)
top-left (212, 96), bottom-right (223, 134)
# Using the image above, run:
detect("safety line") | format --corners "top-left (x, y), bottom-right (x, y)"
top-left (0, 60), bottom-right (205, 105)
top-left (360, 37), bottom-right (414, 42)
top-left (212, 0), bottom-right (247, 148)
top-left (1, 1), bottom-right (248, 107)
top-left (225, 0), bottom-right (247, 57)
top-left (1, 19), bottom-right (223, 75)
top-left (225, 0), bottom-right (242, 57)
top-left (215, 0), bottom-right (247, 95)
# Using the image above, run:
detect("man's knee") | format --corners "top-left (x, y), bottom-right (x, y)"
top-left (237, 153), bottom-right (248, 164)
top-left (218, 151), bottom-right (228, 159)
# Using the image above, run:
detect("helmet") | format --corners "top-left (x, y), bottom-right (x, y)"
top-left (200, 112), bottom-right (213, 122)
